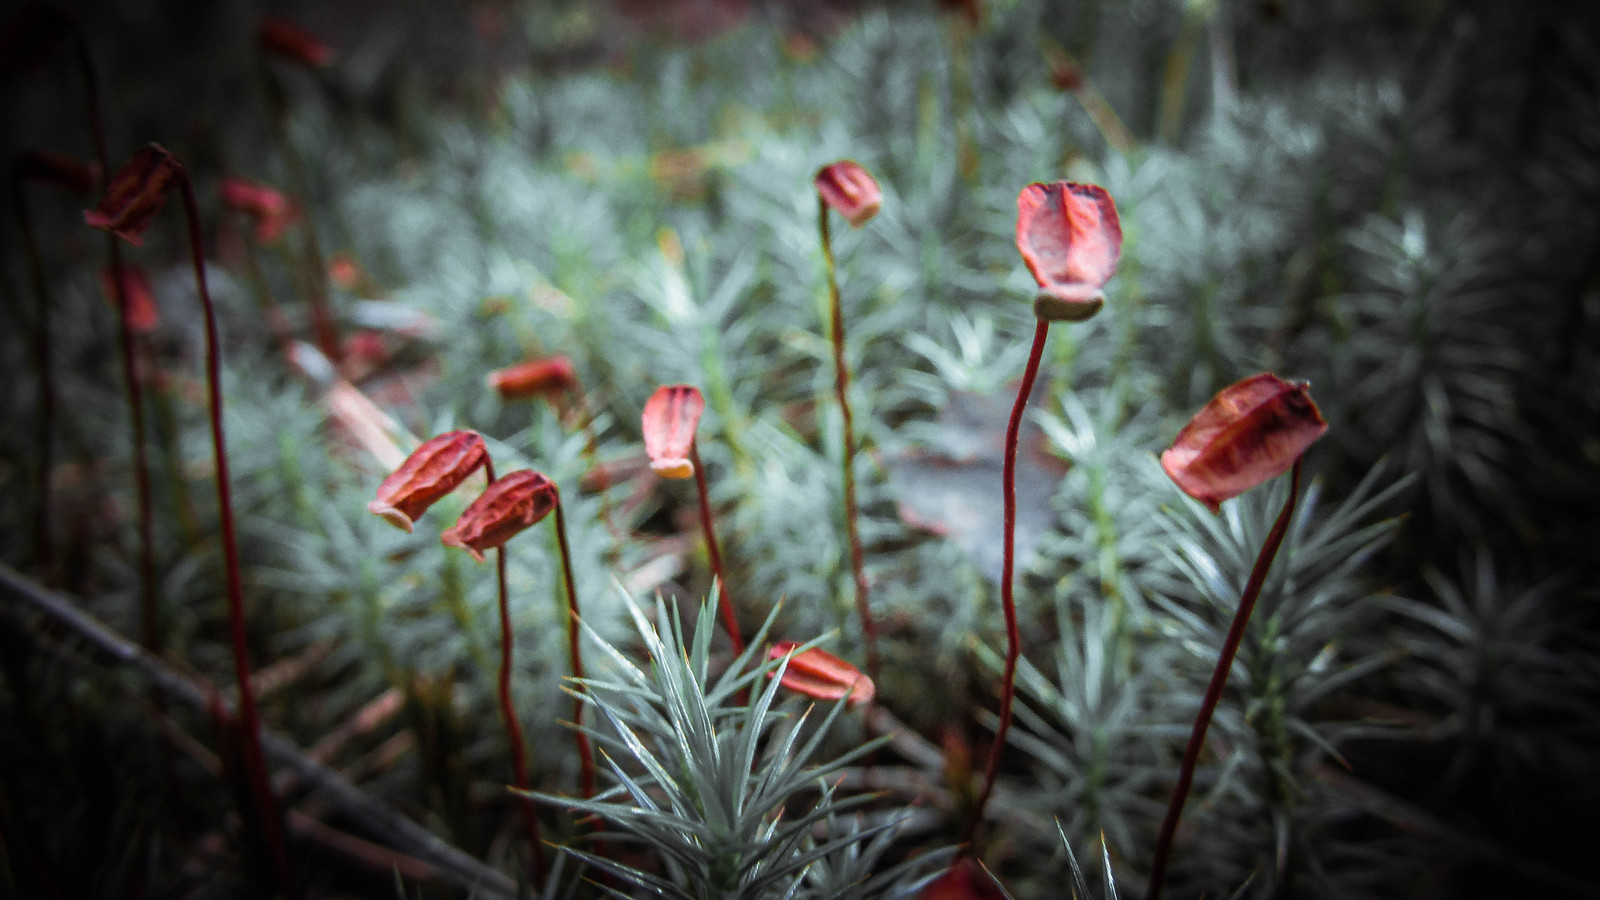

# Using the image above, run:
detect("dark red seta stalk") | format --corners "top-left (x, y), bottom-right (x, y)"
top-left (689, 441), bottom-right (743, 656)
top-left (817, 192), bottom-right (879, 679)
top-left (1144, 460), bottom-right (1303, 900)
top-left (483, 459), bottom-right (549, 882)
top-left (962, 181), bottom-right (1123, 848)
top-left (550, 493), bottom-right (596, 798)
top-left (177, 172), bottom-right (296, 894)
top-left (43, 2), bottom-right (160, 651)
top-left (32, 3), bottom-right (178, 836)
top-left (11, 159), bottom-right (63, 576)
top-left (643, 384), bottom-right (745, 653)
top-left (962, 318), bottom-right (1050, 847)
top-left (255, 20), bottom-right (341, 364)
top-left (440, 465), bottom-right (594, 801)
top-left (13, 149), bottom-right (105, 578)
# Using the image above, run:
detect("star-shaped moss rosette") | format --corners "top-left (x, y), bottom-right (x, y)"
top-left (885, 387), bottom-right (1067, 584)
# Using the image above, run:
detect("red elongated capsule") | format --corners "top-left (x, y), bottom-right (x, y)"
top-left (642, 384), bottom-right (704, 479)
top-left (488, 356), bottom-right (578, 401)
top-left (220, 176), bottom-right (297, 244)
top-left (815, 160), bottom-right (882, 228)
top-left (98, 264), bottom-right (159, 334)
top-left (259, 17), bottom-right (334, 68)
top-left (1160, 373), bottom-right (1328, 513)
top-left (1015, 181), bottom-right (1122, 322)
top-left (368, 430), bottom-right (488, 532)
top-left (441, 470), bottom-right (559, 563)
top-left (84, 144), bottom-right (183, 247)
top-left (767, 642), bottom-right (875, 705)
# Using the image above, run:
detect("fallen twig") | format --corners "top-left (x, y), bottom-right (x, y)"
top-left (0, 563), bottom-right (517, 899)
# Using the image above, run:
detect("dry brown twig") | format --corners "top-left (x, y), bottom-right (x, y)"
top-left (0, 563), bottom-right (518, 899)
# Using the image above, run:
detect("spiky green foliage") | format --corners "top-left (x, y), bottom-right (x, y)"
top-left (1384, 552), bottom-right (1600, 788)
top-left (3, 1), bottom-right (1599, 896)
top-left (987, 823), bottom-right (1126, 900)
top-left (528, 592), bottom-right (947, 900)
top-left (1002, 594), bottom-right (1174, 869)
top-left (1149, 466), bottom-right (1412, 898)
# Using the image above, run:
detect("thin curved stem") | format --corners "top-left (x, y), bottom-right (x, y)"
top-left (551, 497), bottom-right (595, 798)
top-left (689, 441), bottom-right (743, 655)
top-left (819, 195), bottom-right (878, 678)
top-left (571, 392), bottom-right (623, 564)
top-left (963, 318), bottom-right (1050, 848)
top-left (70, 24), bottom-right (108, 171)
top-left (259, 55), bottom-right (341, 363)
top-left (13, 175), bottom-right (57, 577)
top-left (67, 13), bottom-right (158, 658)
top-left (112, 240), bottom-right (160, 652)
top-left (484, 459), bottom-right (548, 882)
top-left (178, 173), bottom-right (294, 894)
top-left (71, 8), bottom-right (176, 828)
top-left (1144, 459), bottom-right (1304, 900)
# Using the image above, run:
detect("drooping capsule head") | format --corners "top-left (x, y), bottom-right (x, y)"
top-left (642, 384), bottom-right (705, 480)
top-left (84, 144), bottom-right (183, 247)
top-left (1015, 181), bottom-right (1122, 322)
top-left (1160, 373), bottom-right (1328, 513)
top-left (766, 642), bottom-right (875, 706)
top-left (815, 160), bottom-right (882, 229)
top-left (487, 356), bottom-right (578, 402)
top-left (367, 430), bottom-right (488, 532)
top-left (219, 176), bottom-right (297, 244)
top-left (258, 17), bottom-right (334, 67)
top-left (440, 470), bottom-right (559, 562)
top-left (14, 149), bottom-right (100, 195)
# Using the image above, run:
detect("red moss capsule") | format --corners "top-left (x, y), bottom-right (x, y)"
top-left (368, 430), bottom-right (488, 532)
top-left (487, 356), bottom-right (578, 402)
top-left (328, 252), bottom-right (363, 291)
top-left (441, 470), bottom-right (558, 563)
top-left (815, 160), bottom-right (882, 228)
top-left (98, 264), bottom-right (159, 334)
top-left (767, 642), bottom-right (875, 705)
top-left (258, 17), bottom-right (334, 68)
top-left (84, 144), bottom-right (183, 247)
top-left (642, 384), bottom-right (704, 479)
top-left (219, 176), bottom-right (296, 244)
top-left (1048, 56), bottom-right (1085, 92)
top-left (1160, 373), bottom-right (1328, 513)
top-left (1015, 181), bottom-right (1122, 322)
